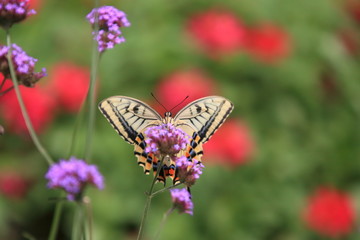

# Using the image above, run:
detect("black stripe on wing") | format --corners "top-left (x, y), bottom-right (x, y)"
top-left (198, 99), bottom-right (234, 142)
top-left (99, 100), bottom-right (138, 143)
top-left (98, 97), bottom-right (162, 144)
top-left (175, 97), bottom-right (234, 143)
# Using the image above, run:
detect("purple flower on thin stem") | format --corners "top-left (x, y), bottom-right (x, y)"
top-left (0, 0), bottom-right (36, 29)
top-left (0, 44), bottom-right (46, 89)
top-left (45, 157), bottom-right (104, 201)
top-left (176, 156), bottom-right (204, 187)
top-left (170, 188), bottom-right (193, 215)
top-left (86, 6), bottom-right (130, 52)
top-left (145, 123), bottom-right (190, 157)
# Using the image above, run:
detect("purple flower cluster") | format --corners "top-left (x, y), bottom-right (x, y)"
top-left (86, 6), bottom-right (130, 52)
top-left (45, 157), bottom-right (104, 201)
top-left (176, 156), bottom-right (204, 187)
top-left (170, 188), bottom-right (193, 215)
top-left (0, 44), bottom-right (46, 87)
top-left (144, 123), bottom-right (190, 157)
top-left (0, 0), bottom-right (36, 29)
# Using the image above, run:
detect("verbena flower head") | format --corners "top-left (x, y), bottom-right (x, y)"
top-left (0, 0), bottom-right (36, 29)
top-left (86, 6), bottom-right (130, 52)
top-left (176, 156), bottom-right (204, 187)
top-left (170, 188), bottom-right (193, 215)
top-left (144, 123), bottom-right (190, 157)
top-left (45, 157), bottom-right (104, 201)
top-left (0, 44), bottom-right (46, 87)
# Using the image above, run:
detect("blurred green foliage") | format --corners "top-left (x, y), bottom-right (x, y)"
top-left (1, 0), bottom-right (360, 239)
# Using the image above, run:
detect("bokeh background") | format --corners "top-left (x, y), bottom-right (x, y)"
top-left (1, 0), bottom-right (360, 239)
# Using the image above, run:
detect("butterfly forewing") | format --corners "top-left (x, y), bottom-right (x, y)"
top-left (174, 96), bottom-right (234, 143)
top-left (98, 96), bottom-right (162, 143)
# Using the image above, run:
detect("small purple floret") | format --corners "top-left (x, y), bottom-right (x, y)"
top-left (45, 157), bottom-right (104, 201)
top-left (144, 123), bottom-right (190, 157)
top-left (0, 44), bottom-right (46, 87)
top-left (86, 6), bottom-right (130, 52)
top-left (176, 156), bottom-right (204, 187)
top-left (0, 0), bottom-right (36, 29)
top-left (170, 188), bottom-right (193, 215)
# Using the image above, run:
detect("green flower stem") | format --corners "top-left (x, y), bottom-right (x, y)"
top-left (48, 200), bottom-right (63, 240)
top-left (84, 0), bottom-right (100, 162)
top-left (154, 206), bottom-right (175, 240)
top-left (0, 85), bottom-right (14, 96)
top-left (0, 76), bottom-right (5, 89)
top-left (137, 155), bottom-right (167, 240)
top-left (5, 31), bottom-right (53, 165)
top-left (72, 202), bottom-right (85, 240)
top-left (67, 100), bottom-right (86, 158)
top-left (83, 196), bottom-right (93, 240)
top-left (152, 182), bottom-right (183, 196)
top-left (22, 232), bottom-right (37, 240)
top-left (84, 37), bottom-right (100, 162)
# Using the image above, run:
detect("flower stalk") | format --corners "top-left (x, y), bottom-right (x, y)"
top-left (154, 206), bottom-right (175, 240)
top-left (83, 196), bottom-right (94, 240)
top-left (151, 182), bottom-right (183, 196)
top-left (48, 200), bottom-right (63, 240)
top-left (72, 202), bottom-right (85, 240)
top-left (5, 30), bottom-right (53, 165)
top-left (84, 0), bottom-right (100, 162)
top-left (137, 155), bottom-right (167, 240)
top-left (67, 101), bottom-right (86, 158)
top-left (0, 85), bottom-right (13, 96)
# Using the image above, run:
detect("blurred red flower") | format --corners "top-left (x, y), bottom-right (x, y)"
top-left (186, 8), bottom-right (247, 57)
top-left (155, 69), bottom-right (216, 116)
top-left (0, 80), bottom-right (56, 134)
top-left (0, 171), bottom-right (32, 199)
top-left (345, 0), bottom-right (360, 23)
top-left (246, 24), bottom-right (291, 63)
top-left (338, 29), bottom-right (359, 55)
top-left (303, 187), bottom-right (355, 238)
top-left (203, 119), bottom-right (254, 166)
top-left (27, 0), bottom-right (41, 10)
top-left (49, 62), bottom-right (90, 113)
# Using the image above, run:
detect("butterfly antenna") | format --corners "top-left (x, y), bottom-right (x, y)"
top-left (169, 95), bottom-right (189, 113)
top-left (151, 92), bottom-right (169, 112)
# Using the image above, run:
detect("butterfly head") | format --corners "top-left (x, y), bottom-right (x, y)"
top-left (163, 112), bottom-right (175, 124)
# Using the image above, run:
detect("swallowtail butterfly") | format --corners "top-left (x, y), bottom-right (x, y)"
top-left (98, 96), bottom-right (233, 184)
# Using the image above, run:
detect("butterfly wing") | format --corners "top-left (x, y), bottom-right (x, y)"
top-left (174, 96), bottom-right (234, 163)
top-left (98, 96), bottom-right (162, 174)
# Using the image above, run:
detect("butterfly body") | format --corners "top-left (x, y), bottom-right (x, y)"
top-left (98, 96), bottom-right (233, 184)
